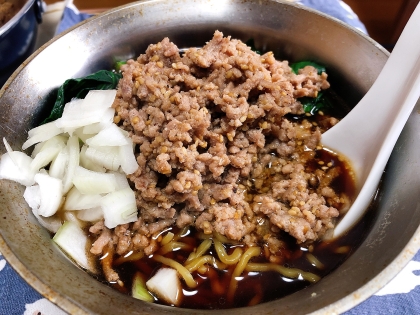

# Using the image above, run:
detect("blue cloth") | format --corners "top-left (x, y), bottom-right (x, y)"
top-left (4, 2), bottom-right (419, 315)
top-left (298, 0), bottom-right (368, 34)
top-left (55, 5), bottom-right (91, 35)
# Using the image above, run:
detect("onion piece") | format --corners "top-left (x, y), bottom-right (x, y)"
top-left (86, 124), bottom-right (129, 147)
top-left (101, 187), bottom-right (138, 229)
top-left (83, 89), bottom-right (117, 109)
top-left (23, 184), bottom-right (41, 210)
top-left (53, 221), bottom-right (90, 270)
top-left (53, 98), bottom-right (85, 133)
top-left (24, 185), bottom-right (62, 233)
top-left (79, 145), bottom-right (106, 173)
top-left (76, 206), bottom-right (104, 222)
top-left (108, 171), bottom-right (130, 190)
top-left (119, 138), bottom-right (138, 175)
top-left (22, 121), bottom-right (63, 150)
top-left (82, 108), bottom-right (115, 135)
top-left (62, 135), bottom-right (80, 194)
top-left (34, 172), bottom-right (63, 217)
top-left (0, 151), bottom-right (36, 186)
top-left (63, 186), bottom-right (103, 210)
top-left (30, 135), bottom-right (67, 172)
top-left (146, 268), bottom-right (182, 306)
top-left (31, 142), bottom-right (43, 158)
top-left (2, 137), bottom-right (13, 153)
top-left (85, 146), bottom-right (120, 171)
top-left (72, 166), bottom-right (117, 194)
top-left (49, 146), bottom-right (69, 179)
top-left (73, 127), bottom-right (93, 144)
top-left (54, 90), bottom-right (117, 131)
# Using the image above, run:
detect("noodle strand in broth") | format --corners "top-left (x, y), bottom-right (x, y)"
top-left (228, 247), bottom-right (261, 301)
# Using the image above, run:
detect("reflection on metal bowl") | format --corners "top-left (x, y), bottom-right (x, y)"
top-left (1, 0), bottom-right (420, 314)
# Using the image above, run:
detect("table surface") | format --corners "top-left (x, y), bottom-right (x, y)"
top-left (1, 1), bottom-right (420, 314)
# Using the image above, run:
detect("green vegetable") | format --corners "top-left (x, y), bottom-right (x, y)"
top-left (42, 70), bottom-right (122, 124)
top-left (290, 61), bottom-right (326, 75)
top-left (132, 272), bottom-right (154, 302)
top-left (300, 91), bottom-right (333, 115)
top-left (245, 38), bottom-right (261, 55)
top-left (114, 60), bottom-right (127, 72)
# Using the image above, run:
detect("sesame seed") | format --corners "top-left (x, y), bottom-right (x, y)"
top-left (150, 55), bottom-right (159, 62)
top-left (132, 116), bottom-right (140, 124)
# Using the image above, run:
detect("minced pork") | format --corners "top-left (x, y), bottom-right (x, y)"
top-left (89, 31), bottom-right (349, 278)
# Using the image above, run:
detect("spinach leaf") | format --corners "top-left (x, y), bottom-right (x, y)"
top-left (41, 70), bottom-right (122, 124)
top-left (245, 38), bottom-right (261, 55)
top-left (300, 91), bottom-right (333, 115)
top-left (290, 61), bottom-right (326, 75)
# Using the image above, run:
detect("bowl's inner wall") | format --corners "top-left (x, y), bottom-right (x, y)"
top-left (2, 1), bottom-right (419, 314)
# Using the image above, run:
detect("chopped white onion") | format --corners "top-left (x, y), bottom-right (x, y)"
top-left (62, 135), bottom-right (80, 194)
top-left (73, 127), bottom-right (93, 144)
top-left (49, 146), bottom-right (69, 179)
top-left (79, 145), bottom-right (106, 173)
top-left (0, 151), bottom-right (36, 186)
top-left (119, 139), bottom-right (138, 175)
top-left (24, 185), bottom-right (62, 233)
top-left (85, 146), bottom-right (121, 171)
top-left (22, 121), bottom-right (63, 150)
top-left (109, 171), bottom-right (131, 190)
top-left (54, 90), bottom-right (117, 131)
top-left (101, 187), bottom-right (138, 229)
top-left (30, 142), bottom-right (43, 158)
top-left (2, 137), bottom-right (13, 153)
top-left (23, 184), bottom-right (41, 210)
top-left (0, 90), bottom-right (142, 246)
top-left (53, 221), bottom-right (90, 270)
top-left (64, 186), bottom-right (103, 211)
top-left (34, 172), bottom-right (63, 217)
top-left (82, 108), bottom-right (114, 135)
top-left (86, 124), bottom-right (129, 147)
top-left (62, 211), bottom-right (84, 226)
top-left (76, 206), bottom-right (104, 222)
top-left (146, 268), bottom-right (182, 306)
top-left (30, 135), bottom-right (67, 172)
top-left (72, 166), bottom-right (117, 194)
top-left (83, 89), bottom-right (117, 109)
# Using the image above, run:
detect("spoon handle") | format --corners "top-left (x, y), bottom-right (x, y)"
top-left (322, 3), bottom-right (420, 237)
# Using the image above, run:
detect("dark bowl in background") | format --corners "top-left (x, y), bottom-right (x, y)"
top-left (0, 0), bottom-right (43, 88)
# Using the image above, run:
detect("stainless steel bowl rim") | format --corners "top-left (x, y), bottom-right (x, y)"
top-left (1, 1), bottom-right (418, 314)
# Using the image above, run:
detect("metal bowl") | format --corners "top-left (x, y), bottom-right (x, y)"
top-left (1, 0), bottom-right (420, 314)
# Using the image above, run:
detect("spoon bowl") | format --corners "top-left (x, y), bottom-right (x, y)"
top-left (323, 3), bottom-right (420, 238)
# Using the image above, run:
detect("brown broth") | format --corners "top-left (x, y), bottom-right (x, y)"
top-left (104, 210), bottom-right (373, 310)
top-left (93, 108), bottom-right (368, 309)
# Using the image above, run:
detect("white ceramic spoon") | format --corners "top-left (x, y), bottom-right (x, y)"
top-left (322, 3), bottom-right (420, 238)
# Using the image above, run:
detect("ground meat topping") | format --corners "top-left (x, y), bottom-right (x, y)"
top-left (90, 31), bottom-right (349, 257)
